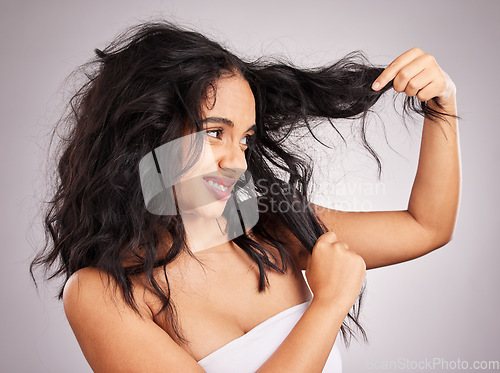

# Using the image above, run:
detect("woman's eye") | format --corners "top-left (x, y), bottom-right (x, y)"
top-left (206, 129), bottom-right (255, 147)
top-left (241, 134), bottom-right (255, 146)
top-left (206, 129), bottom-right (222, 139)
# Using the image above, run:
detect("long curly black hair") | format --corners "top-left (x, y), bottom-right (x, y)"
top-left (29, 20), bottom-right (456, 348)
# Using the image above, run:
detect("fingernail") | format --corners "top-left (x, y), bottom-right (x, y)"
top-left (372, 81), bottom-right (380, 90)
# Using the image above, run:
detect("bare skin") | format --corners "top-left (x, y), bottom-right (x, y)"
top-left (302, 47), bottom-right (460, 271)
top-left (63, 228), bottom-right (361, 372)
top-left (142, 235), bottom-right (314, 362)
top-left (63, 47), bottom-right (460, 372)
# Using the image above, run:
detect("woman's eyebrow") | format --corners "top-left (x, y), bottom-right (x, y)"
top-left (202, 117), bottom-right (256, 132)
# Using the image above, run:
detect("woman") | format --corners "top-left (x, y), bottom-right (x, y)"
top-left (30, 20), bottom-right (460, 372)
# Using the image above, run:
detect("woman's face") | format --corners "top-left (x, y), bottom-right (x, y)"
top-left (175, 73), bottom-right (257, 219)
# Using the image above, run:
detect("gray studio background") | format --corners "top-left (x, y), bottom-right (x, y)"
top-left (1, 0), bottom-right (499, 372)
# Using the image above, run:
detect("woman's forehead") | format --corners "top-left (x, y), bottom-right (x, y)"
top-left (202, 75), bottom-right (256, 127)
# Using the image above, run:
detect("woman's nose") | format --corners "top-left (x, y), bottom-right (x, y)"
top-left (217, 142), bottom-right (247, 171)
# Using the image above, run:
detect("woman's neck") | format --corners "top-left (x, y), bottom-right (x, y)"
top-left (181, 212), bottom-right (230, 254)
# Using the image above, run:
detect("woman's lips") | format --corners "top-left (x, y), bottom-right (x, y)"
top-left (202, 177), bottom-right (232, 201)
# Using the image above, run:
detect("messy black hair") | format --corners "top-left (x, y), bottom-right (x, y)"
top-left (29, 20), bottom-right (456, 348)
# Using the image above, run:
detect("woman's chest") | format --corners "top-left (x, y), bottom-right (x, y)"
top-left (146, 242), bottom-right (312, 362)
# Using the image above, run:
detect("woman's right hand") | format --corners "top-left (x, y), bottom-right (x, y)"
top-left (305, 231), bottom-right (366, 312)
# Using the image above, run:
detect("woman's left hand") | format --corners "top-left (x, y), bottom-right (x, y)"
top-left (371, 47), bottom-right (456, 106)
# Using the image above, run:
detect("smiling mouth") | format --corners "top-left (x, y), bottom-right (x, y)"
top-left (202, 176), bottom-right (234, 200)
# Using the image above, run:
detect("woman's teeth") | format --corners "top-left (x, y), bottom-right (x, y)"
top-left (207, 179), bottom-right (228, 192)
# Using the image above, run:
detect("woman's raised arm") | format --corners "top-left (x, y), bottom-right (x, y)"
top-left (309, 48), bottom-right (460, 270)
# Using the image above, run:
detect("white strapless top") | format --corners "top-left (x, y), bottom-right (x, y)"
top-left (197, 300), bottom-right (342, 372)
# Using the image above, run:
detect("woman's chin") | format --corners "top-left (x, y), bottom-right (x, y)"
top-left (182, 202), bottom-right (227, 219)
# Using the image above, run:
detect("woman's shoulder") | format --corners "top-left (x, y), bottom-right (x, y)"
top-left (63, 267), bottom-right (105, 304)
top-left (64, 266), bottom-right (117, 300)
top-left (62, 267), bottom-right (206, 371)
top-left (63, 267), bottom-right (153, 321)
top-left (256, 214), bottom-right (310, 271)
top-left (266, 212), bottom-right (309, 270)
